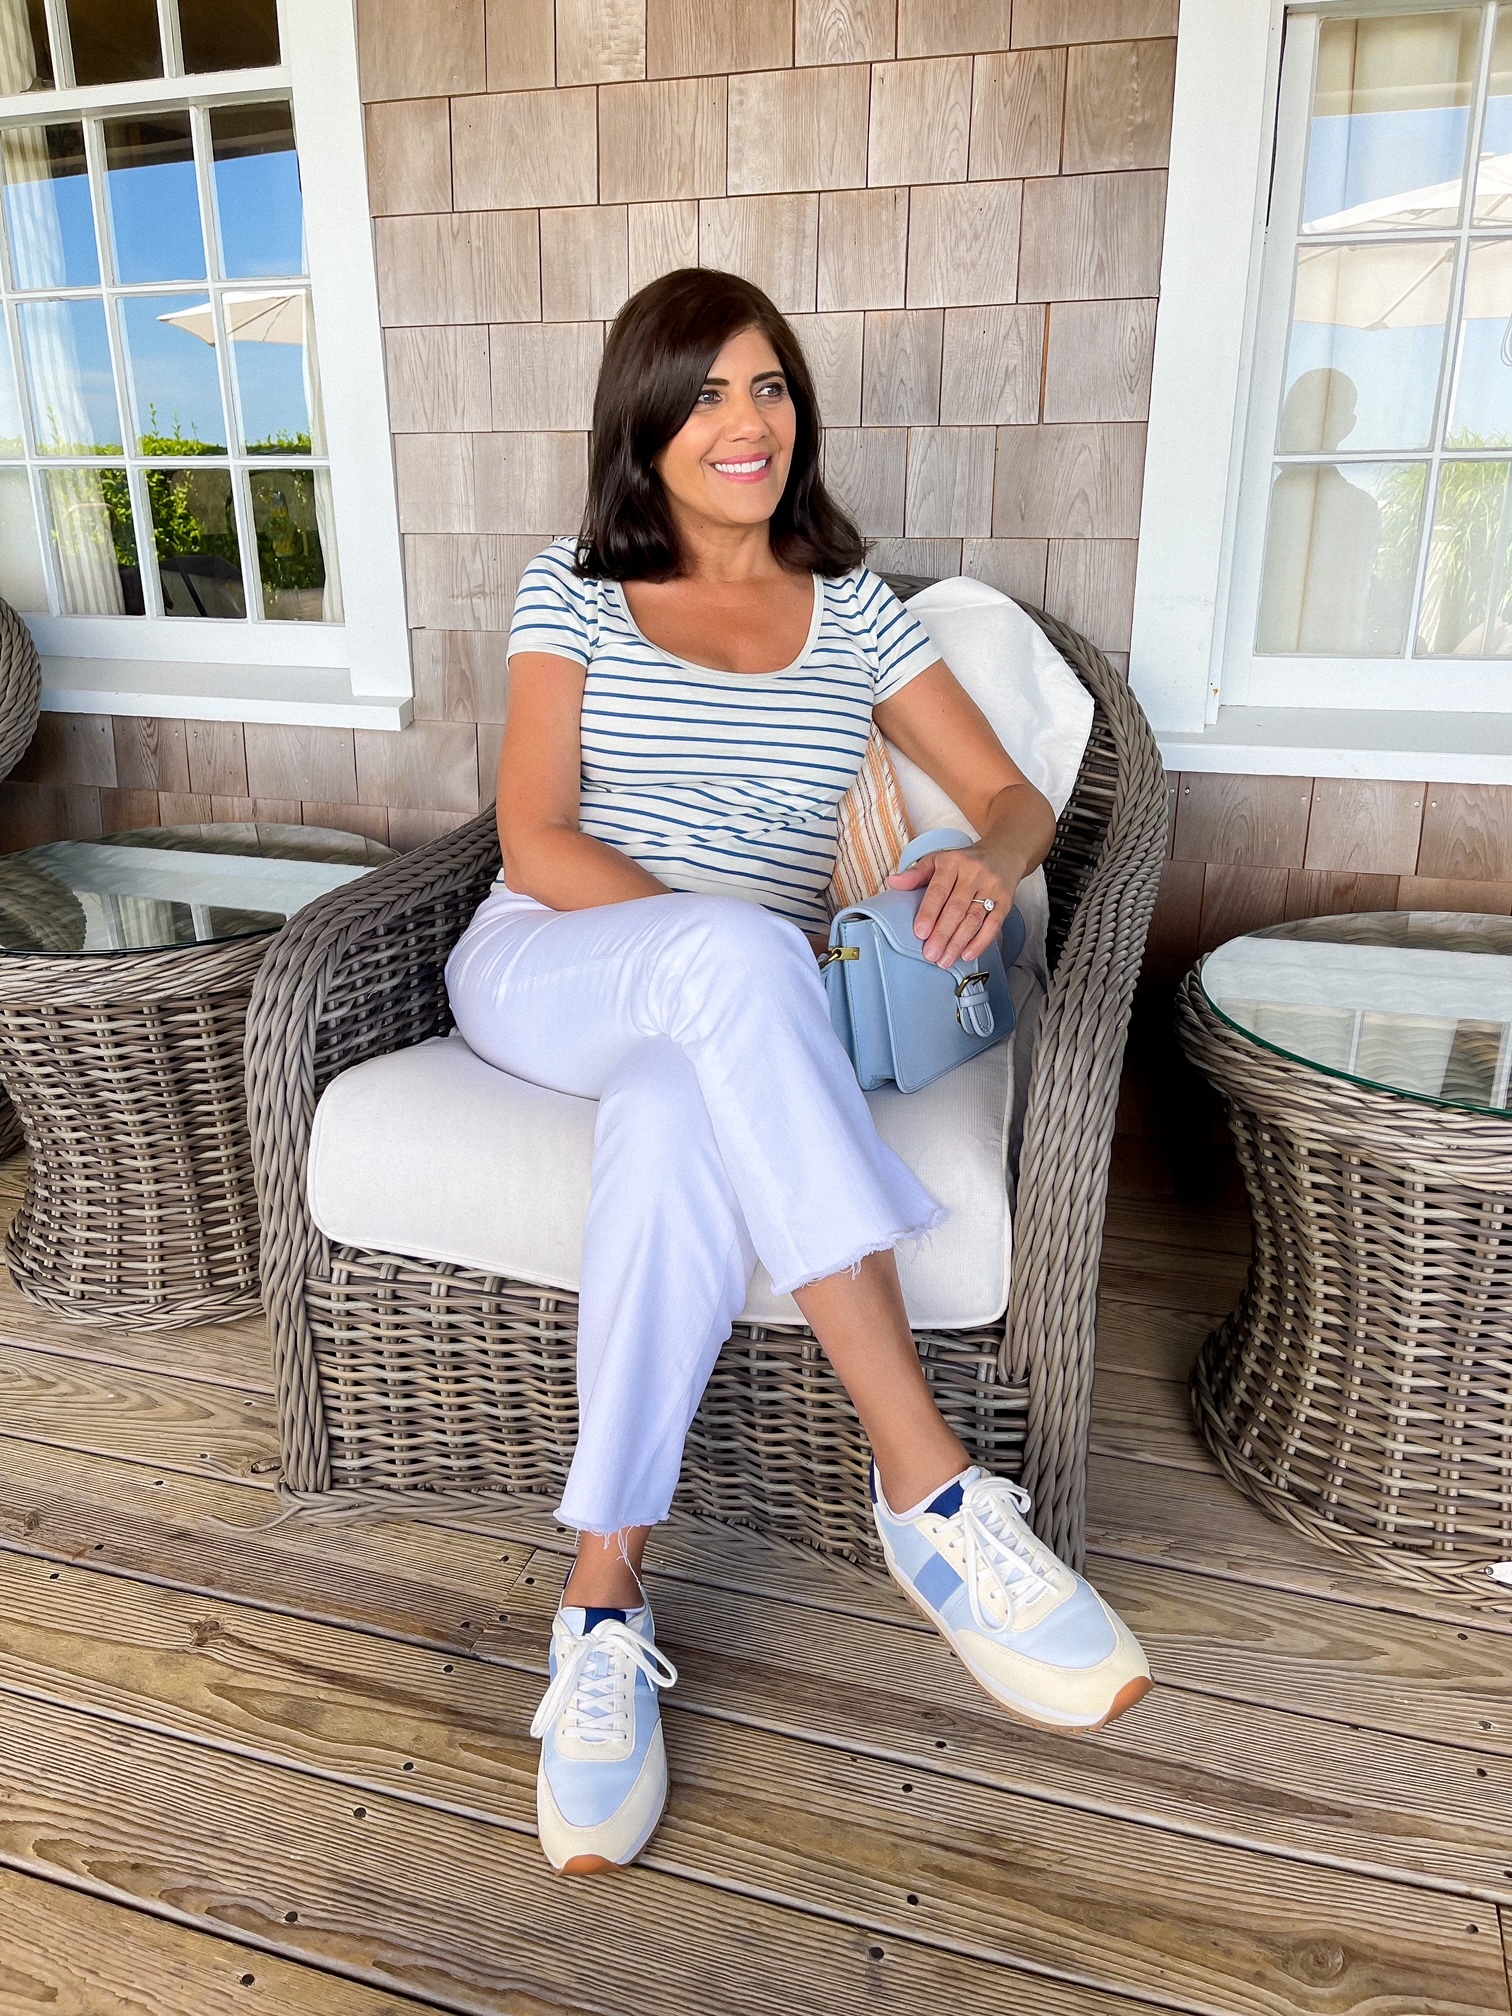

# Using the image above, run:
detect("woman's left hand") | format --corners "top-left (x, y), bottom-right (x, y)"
top-left (887, 838), bottom-right (1023, 969)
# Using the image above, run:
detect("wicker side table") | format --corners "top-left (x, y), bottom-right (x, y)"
top-left (1176, 913), bottom-right (1512, 1606)
top-left (0, 823), bottom-right (391, 1329)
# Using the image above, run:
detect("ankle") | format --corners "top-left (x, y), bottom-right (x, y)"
top-left (561, 1533), bottom-right (647, 1611)
top-left (876, 1445), bottom-right (972, 1517)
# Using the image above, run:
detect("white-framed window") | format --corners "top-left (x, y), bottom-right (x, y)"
top-left (0, 0), bottom-right (410, 728)
top-left (1131, 0), bottom-right (1512, 781)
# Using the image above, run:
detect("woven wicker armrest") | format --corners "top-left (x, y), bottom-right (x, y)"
top-left (1006, 606), bottom-right (1168, 1565)
top-left (245, 809), bottom-right (500, 1483)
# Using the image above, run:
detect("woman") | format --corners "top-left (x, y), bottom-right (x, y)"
top-left (446, 268), bottom-right (1151, 1876)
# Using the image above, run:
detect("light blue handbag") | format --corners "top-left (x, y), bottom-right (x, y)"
top-left (821, 827), bottom-right (1026, 1093)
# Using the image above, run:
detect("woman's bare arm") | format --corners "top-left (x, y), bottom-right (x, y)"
top-left (873, 660), bottom-right (1057, 970)
top-left (497, 652), bottom-right (668, 909)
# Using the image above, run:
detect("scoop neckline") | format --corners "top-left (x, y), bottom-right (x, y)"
top-left (612, 572), bottom-right (824, 679)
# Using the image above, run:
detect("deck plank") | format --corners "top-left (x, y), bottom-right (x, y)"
top-left (0, 1551), bottom-right (1495, 2016)
top-left (0, 1865), bottom-right (452, 2016)
top-left (1094, 1297), bottom-right (1214, 1381)
top-left (495, 1560), bottom-right (1512, 1901)
top-left (0, 1692), bottom-right (1192, 2016)
top-left (1096, 1236), bottom-right (1248, 1316)
top-left (0, 1343), bottom-right (280, 1483)
top-left (1087, 1454), bottom-right (1512, 1637)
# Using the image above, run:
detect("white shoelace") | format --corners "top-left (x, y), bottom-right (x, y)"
top-left (955, 1477), bottom-right (1064, 1633)
top-left (529, 1619), bottom-right (679, 1744)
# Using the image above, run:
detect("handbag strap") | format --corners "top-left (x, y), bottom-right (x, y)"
top-left (897, 825), bottom-right (975, 872)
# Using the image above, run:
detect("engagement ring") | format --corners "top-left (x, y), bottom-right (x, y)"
top-left (973, 897), bottom-right (997, 913)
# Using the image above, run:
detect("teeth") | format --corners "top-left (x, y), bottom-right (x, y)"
top-left (714, 458), bottom-right (769, 474)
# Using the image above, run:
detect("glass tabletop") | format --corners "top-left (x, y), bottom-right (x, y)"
top-left (1201, 911), bottom-right (1512, 1116)
top-left (0, 822), bottom-right (394, 956)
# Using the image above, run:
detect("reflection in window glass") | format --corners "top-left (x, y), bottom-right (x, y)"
top-left (1257, 460), bottom-right (1426, 654)
top-left (2, 125), bottom-right (98, 290)
top-left (0, 322), bottom-right (25, 456)
top-left (211, 105), bottom-right (305, 279)
top-left (1284, 244), bottom-right (1452, 451)
top-left (230, 292), bottom-right (319, 453)
top-left (1418, 459), bottom-right (1512, 655)
top-left (180, 0), bottom-right (280, 74)
top-left (1448, 241), bottom-right (1512, 442)
top-left (1477, 13), bottom-right (1512, 221)
top-left (1304, 11), bottom-right (1478, 232)
top-left (119, 295), bottom-right (228, 455)
top-left (43, 465), bottom-right (139, 614)
top-left (0, 469), bottom-right (47, 610)
top-left (249, 468), bottom-right (340, 622)
top-left (104, 116), bottom-right (205, 285)
top-left (18, 298), bottom-right (122, 455)
top-left (148, 467), bottom-right (246, 619)
top-left (65, 0), bottom-right (161, 85)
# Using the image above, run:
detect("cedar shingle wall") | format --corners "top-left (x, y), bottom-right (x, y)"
top-left (7, 0), bottom-right (1499, 966)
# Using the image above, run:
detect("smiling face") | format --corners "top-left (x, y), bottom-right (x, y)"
top-left (652, 324), bottom-right (797, 540)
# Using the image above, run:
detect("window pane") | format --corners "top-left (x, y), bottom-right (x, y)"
top-left (2, 124), bottom-right (99, 289)
top-left (180, 0), bottom-right (280, 73)
top-left (1448, 241), bottom-right (1512, 443)
top-left (211, 104), bottom-right (304, 279)
top-left (1284, 244), bottom-right (1452, 452)
top-left (64, 0), bottom-right (161, 85)
top-left (147, 467), bottom-right (246, 618)
top-left (18, 298), bottom-right (122, 455)
top-left (43, 466), bottom-right (140, 613)
top-left (119, 295), bottom-right (227, 455)
top-left (228, 289), bottom-right (320, 452)
top-left (104, 116), bottom-right (205, 285)
top-left (0, 469), bottom-right (47, 610)
top-left (249, 467), bottom-right (339, 622)
top-left (0, 321), bottom-right (25, 456)
top-left (0, 3), bottom-right (56, 89)
top-left (1304, 11), bottom-right (1479, 233)
top-left (1417, 459), bottom-right (1512, 655)
top-left (1477, 12), bottom-right (1512, 222)
top-left (1257, 460), bottom-right (1426, 654)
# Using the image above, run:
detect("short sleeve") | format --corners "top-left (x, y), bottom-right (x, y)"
top-left (507, 540), bottom-right (594, 669)
top-left (860, 569), bottom-right (943, 703)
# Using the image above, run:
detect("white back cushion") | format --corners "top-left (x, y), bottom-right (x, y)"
top-left (886, 576), bottom-right (1094, 826)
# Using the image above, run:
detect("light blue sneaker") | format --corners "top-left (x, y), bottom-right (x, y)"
top-left (529, 1602), bottom-right (678, 1872)
top-left (873, 1465), bottom-right (1152, 1732)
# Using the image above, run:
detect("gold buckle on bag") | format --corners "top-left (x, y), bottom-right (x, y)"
top-left (818, 946), bottom-right (860, 970)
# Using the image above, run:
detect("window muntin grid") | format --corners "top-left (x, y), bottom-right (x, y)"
top-left (1254, 5), bottom-right (1512, 663)
top-left (0, 0), bottom-right (337, 628)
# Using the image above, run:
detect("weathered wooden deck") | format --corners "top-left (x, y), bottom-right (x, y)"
top-left (0, 1145), bottom-right (1505, 2016)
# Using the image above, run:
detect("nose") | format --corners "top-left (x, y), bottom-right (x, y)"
top-left (720, 389), bottom-right (769, 441)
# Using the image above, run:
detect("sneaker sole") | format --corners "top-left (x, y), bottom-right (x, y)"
top-left (882, 1548), bottom-right (1153, 1734)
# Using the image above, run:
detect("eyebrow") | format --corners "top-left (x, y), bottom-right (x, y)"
top-left (701, 369), bottom-right (788, 386)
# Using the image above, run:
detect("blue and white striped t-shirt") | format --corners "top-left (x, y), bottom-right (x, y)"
top-left (507, 538), bottom-right (941, 931)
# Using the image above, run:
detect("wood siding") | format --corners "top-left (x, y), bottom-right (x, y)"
top-left (3, 0), bottom-right (1180, 852)
top-left (2, 0), bottom-right (1486, 939)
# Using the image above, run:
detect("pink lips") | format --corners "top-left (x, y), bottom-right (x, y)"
top-left (709, 455), bottom-right (774, 485)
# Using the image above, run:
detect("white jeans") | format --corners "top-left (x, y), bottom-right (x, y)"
top-left (444, 886), bottom-right (943, 1535)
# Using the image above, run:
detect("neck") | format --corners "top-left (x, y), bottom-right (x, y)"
top-left (667, 510), bottom-right (782, 583)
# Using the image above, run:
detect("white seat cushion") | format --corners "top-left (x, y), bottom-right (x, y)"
top-left (306, 992), bottom-right (1036, 1331)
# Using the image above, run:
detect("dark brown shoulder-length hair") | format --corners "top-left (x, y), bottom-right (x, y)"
top-left (575, 267), bottom-right (864, 581)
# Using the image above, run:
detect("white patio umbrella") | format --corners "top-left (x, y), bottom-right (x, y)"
top-left (158, 290), bottom-right (308, 345)
top-left (1293, 155), bottom-right (1512, 332)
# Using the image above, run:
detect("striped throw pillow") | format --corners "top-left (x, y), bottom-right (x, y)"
top-left (826, 728), bottom-right (915, 913)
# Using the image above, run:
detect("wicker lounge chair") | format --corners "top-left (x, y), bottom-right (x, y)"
top-left (245, 597), bottom-right (1166, 1569)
